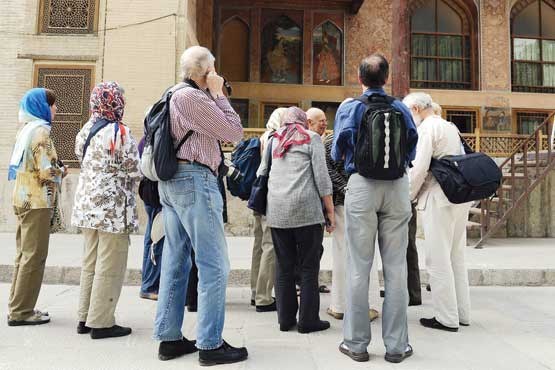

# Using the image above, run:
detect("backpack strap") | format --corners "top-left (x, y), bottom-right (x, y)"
top-left (169, 82), bottom-right (195, 153)
top-left (82, 118), bottom-right (112, 159)
top-left (175, 130), bottom-right (194, 153)
top-left (354, 94), bottom-right (396, 106)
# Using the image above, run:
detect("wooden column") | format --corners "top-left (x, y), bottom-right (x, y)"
top-left (250, 8), bottom-right (261, 82)
top-left (303, 10), bottom-right (313, 85)
top-left (391, 0), bottom-right (410, 98)
top-left (196, 0), bottom-right (214, 50)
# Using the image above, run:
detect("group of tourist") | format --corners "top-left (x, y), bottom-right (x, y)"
top-left (7, 45), bottom-right (472, 366)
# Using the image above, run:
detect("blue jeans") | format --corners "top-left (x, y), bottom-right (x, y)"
top-left (141, 204), bottom-right (164, 294)
top-left (153, 163), bottom-right (230, 350)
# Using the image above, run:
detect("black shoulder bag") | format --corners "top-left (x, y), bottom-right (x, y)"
top-left (429, 135), bottom-right (502, 204)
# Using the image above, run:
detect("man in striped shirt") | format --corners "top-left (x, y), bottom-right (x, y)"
top-left (152, 46), bottom-right (247, 366)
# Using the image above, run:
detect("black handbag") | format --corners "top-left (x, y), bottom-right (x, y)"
top-left (247, 138), bottom-right (273, 215)
top-left (430, 136), bottom-right (502, 204)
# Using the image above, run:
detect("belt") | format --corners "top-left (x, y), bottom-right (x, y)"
top-left (177, 159), bottom-right (216, 175)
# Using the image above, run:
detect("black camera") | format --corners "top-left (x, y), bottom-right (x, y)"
top-left (221, 159), bottom-right (243, 182)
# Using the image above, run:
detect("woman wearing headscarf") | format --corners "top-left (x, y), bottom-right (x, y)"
top-left (250, 107), bottom-right (286, 312)
top-left (7, 88), bottom-right (65, 326)
top-left (72, 81), bottom-right (141, 339)
top-left (257, 106), bottom-right (334, 333)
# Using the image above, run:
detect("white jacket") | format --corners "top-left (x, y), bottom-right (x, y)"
top-left (409, 115), bottom-right (465, 210)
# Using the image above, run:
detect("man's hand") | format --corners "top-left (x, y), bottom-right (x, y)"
top-left (207, 71), bottom-right (225, 99)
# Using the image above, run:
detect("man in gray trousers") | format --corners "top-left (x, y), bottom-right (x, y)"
top-left (331, 54), bottom-right (418, 364)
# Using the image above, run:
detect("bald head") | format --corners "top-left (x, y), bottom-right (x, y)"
top-left (306, 107), bottom-right (327, 136)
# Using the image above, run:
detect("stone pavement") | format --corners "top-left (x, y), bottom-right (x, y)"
top-left (1, 233), bottom-right (555, 286)
top-left (0, 284), bottom-right (554, 370)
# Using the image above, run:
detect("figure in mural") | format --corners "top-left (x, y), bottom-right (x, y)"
top-left (261, 16), bottom-right (302, 84)
top-left (314, 22), bottom-right (342, 85)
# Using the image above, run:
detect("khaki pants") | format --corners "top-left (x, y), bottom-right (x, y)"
top-left (9, 207), bottom-right (52, 321)
top-left (251, 214), bottom-right (275, 306)
top-left (77, 228), bottom-right (129, 328)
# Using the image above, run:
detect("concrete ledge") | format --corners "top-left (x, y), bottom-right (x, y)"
top-left (2, 265), bottom-right (555, 287)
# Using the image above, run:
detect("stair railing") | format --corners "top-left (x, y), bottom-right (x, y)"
top-left (476, 112), bottom-right (555, 248)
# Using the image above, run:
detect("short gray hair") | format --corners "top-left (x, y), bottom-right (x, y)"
top-left (402, 92), bottom-right (433, 110)
top-left (180, 46), bottom-right (216, 80)
top-left (431, 102), bottom-right (442, 115)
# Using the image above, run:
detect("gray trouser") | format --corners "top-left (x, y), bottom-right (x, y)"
top-left (343, 174), bottom-right (412, 355)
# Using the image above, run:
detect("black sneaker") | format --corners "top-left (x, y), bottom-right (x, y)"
top-left (426, 284), bottom-right (431, 292)
top-left (77, 321), bottom-right (91, 334)
top-left (297, 320), bottom-right (330, 334)
top-left (90, 325), bottom-right (132, 339)
top-left (256, 300), bottom-right (277, 313)
top-left (199, 340), bottom-right (248, 366)
top-left (420, 317), bottom-right (458, 332)
top-left (338, 342), bottom-right (369, 362)
top-left (250, 299), bottom-right (255, 306)
top-left (159, 337), bottom-right (198, 361)
top-left (385, 344), bottom-right (413, 363)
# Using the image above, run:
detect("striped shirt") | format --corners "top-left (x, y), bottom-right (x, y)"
top-left (169, 86), bottom-right (243, 172)
top-left (324, 134), bottom-right (349, 206)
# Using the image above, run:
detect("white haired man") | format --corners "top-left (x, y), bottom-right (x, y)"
top-left (152, 46), bottom-right (248, 365)
top-left (403, 92), bottom-right (471, 333)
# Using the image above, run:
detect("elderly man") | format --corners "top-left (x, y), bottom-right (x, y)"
top-left (306, 108), bottom-right (328, 138)
top-left (403, 92), bottom-right (471, 333)
top-left (153, 46), bottom-right (247, 365)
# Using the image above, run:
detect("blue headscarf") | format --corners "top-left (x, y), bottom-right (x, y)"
top-left (19, 88), bottom-right (52, 124)
top-left (8, 88), bottom-right (53, 180)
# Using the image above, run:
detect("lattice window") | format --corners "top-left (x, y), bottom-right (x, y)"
top-left (39, 0), bottom-right (98, 34)
top-left (516, 111), bottom-right (550, 134)
top-left (34, 65), bottom-right (94, 167)
top-left (445, 109), bottom-right (477, 133)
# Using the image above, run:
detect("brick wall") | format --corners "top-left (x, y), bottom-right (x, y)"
top-left (0, 0), bottom-right (198, 232)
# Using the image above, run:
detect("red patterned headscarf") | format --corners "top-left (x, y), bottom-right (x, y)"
top-left (272, 107), bottom-right (311, 159)
top-left (89, 81), bottom-right (127, 157)
top-left (90, 81), bottom-right (125, 124)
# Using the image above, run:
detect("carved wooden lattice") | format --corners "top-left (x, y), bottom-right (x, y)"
top-left (35, 66), bottom-right (94, 166)
top-left (39, 0), bottom-right (97, 34)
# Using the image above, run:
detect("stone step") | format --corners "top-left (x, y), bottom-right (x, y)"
top-left (1, 264), bottom-right (554, 287)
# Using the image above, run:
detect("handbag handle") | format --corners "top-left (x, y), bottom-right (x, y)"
top-left (263, 137), bottom-right (273, 176)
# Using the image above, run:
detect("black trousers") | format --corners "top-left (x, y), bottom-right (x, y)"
top-left (407, 204), bottom-right (422, 305)
top-left (186, 249), bottom-right (198, 308)
top-left (271, 224), bottom-right (324, 326)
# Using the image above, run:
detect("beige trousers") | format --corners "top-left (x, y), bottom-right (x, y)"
top-left (330, 205), bottom-right (381, 313)
top-left (9, 207), bottom-right (52, 321)
top-left (421, 196), bottom-right (471, 328)
top-left (251, 214), bottom-right (276, 306)
top-left (77, 228), bottom-right (129, 328)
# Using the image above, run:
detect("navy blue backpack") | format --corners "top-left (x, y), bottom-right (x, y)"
top-left (226, 137), bottom-right (262, 201)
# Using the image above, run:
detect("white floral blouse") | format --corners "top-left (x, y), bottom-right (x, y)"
top-left (71, 120), bottom-right (141, 234)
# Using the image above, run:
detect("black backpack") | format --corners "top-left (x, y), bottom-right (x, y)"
top-left (430, 137), bottom-right (502, 204)
top-left (141, 84), bottom-right (193, 181)
top-left (354, 95), bottom-right (407, 180)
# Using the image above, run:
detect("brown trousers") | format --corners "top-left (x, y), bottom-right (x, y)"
top-left (9, 207), bottom-right (52, 321)
top-left (77, 228), bottom-right (129, 328)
